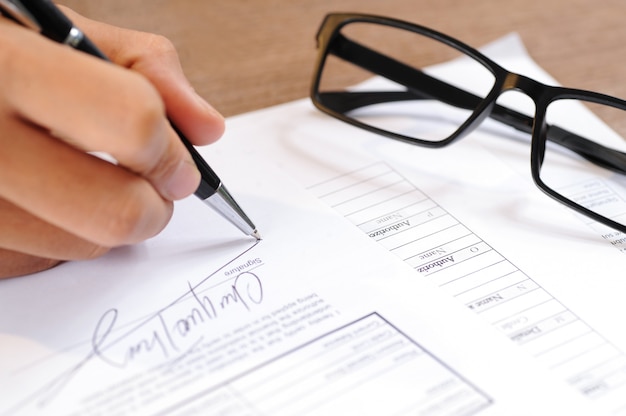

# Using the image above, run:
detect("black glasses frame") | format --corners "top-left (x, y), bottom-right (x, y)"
top-left (311, 12), bottom-right (626, 234)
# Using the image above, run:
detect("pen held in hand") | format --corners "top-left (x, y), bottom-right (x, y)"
top-left (0, 0), bottom-right (260, 240)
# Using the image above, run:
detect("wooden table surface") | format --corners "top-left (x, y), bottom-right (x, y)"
top-left (60, 0), bottom-right (626, 118)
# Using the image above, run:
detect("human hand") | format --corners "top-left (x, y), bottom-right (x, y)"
top-left (0, 7), bottom-right (225, 278)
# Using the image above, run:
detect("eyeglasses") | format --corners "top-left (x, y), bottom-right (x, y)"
top-left (310, 13), bottom-right (626, 234)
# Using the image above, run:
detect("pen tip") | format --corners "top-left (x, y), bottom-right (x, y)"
top-left (251, 230), bottom-right (262, 241)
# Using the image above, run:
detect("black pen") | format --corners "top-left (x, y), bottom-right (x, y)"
top-left (0, 0), bottom-right (261, 240)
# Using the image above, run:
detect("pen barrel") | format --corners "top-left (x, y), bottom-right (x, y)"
top-left (73, 31), bottom-right (108, 59)
top-left (21, 0), bottom-right (72, 42)
top-left (175, 125), bottom-right (221, 200)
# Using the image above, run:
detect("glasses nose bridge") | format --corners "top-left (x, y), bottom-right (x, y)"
top-left (499, 72), bottom-right (543, 104)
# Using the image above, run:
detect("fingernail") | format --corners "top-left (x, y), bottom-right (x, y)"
top-left (162, 158), bottom-right (201, 200)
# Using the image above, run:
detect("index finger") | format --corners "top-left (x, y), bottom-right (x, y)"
top-left (61, 6), bottom-right (226, 147)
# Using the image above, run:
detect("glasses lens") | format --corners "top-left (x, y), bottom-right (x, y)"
top-left (315, 21), bottom-right (496, 143)
top-left (541, 98), bottom-right (626, 230)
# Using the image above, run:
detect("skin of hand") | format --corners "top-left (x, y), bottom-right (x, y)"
top-left (0, 7), bottom-right (225, 278)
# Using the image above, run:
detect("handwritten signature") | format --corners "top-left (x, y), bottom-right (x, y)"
top-left (93, 271), bottom-right (264, 366)
top-left (27, 264), bottom-right (264, 409)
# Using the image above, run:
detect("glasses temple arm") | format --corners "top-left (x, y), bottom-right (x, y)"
top-left (543, 125), bottom-right (626, 174)
top-left (322, 34), bottom-right (626, 174)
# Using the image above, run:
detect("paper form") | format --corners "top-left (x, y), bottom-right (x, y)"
top-left (164, 313), bottom-right (491, 416)
top-left (0, 34), bottom-right (616, 416)
top-left (308, 161), bottom-right (626, 400)
top-left (0, 150), bottom-right (591, 416)
top-left (216, 34), bottom-right (626, 415)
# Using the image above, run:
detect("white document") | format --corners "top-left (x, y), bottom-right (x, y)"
top-left (0, 35), bottom-right (620, 416)
top-left (220, 34), bottom-right (626, 415)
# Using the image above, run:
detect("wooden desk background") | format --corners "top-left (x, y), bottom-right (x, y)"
top-left (60, 0), bottom-right (626, 118)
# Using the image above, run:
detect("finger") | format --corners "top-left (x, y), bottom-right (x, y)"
top-left (0, 248), bottom-right (62, 279)
top-left (61, 6), bottom-right (225, 146)
top-left (0, 197), bottom-right (109, 260)
top-left (0, 116), bottom-right (173, 247)
top-left (0, 20), bottom-right (200, 201)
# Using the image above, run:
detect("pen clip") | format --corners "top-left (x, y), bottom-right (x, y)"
top-left (0, 0), bottom-right (41, 31)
